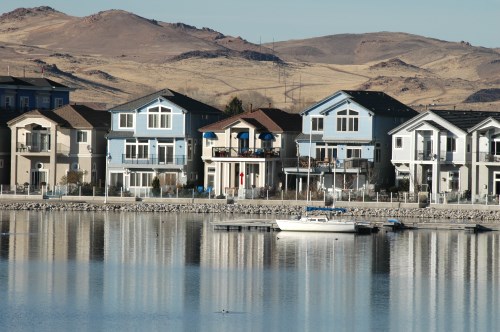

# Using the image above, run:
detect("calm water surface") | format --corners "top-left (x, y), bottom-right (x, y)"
top-left (0, 210), bottom-right (499, 331)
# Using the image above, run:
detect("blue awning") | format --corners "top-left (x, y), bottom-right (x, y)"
top-left (258, 132), bottom-right (274, 140)
top-left (237, 132), bottom-right (249, 139)
top-left (203, 132), bottom-right (217, 139)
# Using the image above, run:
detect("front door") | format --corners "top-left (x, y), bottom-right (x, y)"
top-left (31, 169), bottom-right (48, 188)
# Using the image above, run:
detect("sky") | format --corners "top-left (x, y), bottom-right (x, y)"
top-left (0, 0), bottom-right (499, 48)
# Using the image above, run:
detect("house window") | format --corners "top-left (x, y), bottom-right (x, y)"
top-left (129, 172), bottom-right (153, 187)
top-left (148, 106), bottom-right (171, 129)
top-left (328, 147), bottom-right (338, 161)
top-left (346, 148), bottom-right (361, 158)
top-left (311, 117), bottom-right (324, 132)
top-left (446, 137), bottom-right (456, 152)
top-left (158, 142), bottom-right (174, 164)
top-left (316, 143), bottom-right (327, 161)
top-left (125, 139), bottom-right (149, 159)
top-left (375, 148), bottom-right (381, 163)
top-left (54, 98), bottom-right (64, 108)
top-left (207, 174), bottom-right (215, 188)
top-left (4, 96), bottom-right (13, 109)
top-left (262, 139), bottom-right (272, 150)
top-left (491, 141), bottom-right (500, 156)
top-left (77, 131), bottom-right (88, 143)
top-left (20, 96), bottom-right (29, 111)
top-left (187, 139), bottom-right (193, 161)
top-left (395, 137), bottom-right (403, 149)
top-left (205, 138), bottom-right (214, 147)
top-left (119, 113), bottom-right (134, 128)
top-left (336, 110), bottom-right (359, 132)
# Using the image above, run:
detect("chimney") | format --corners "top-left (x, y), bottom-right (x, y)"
top-left (250, 103), bottom-right (253, 112)
top-left (268, 102), bottom-right (271, 108)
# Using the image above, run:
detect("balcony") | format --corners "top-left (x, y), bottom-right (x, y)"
top-left (16, 142), bottom-right (49, 153)
top-left (480, 152), bottom-right (500, 162)
top-left (121, 154), bottom-right (186, 165)
top-left (282, 157), bottom-right (373, 172)
top-left (16, 142), bottom-right (70, 155)
top-left (211, 147), bottom-right (281, 158)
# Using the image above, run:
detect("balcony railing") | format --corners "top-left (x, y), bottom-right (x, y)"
top-left (16, 142), bottom-right (50, 153)
top-left (282, 157), bottom-right (373, 171)
top-left (480, 152), bottom-right (500, 162)
top-left (211, 147), bottom-right (281, 158)
top-left (121, 154), bottom-right (186, 165)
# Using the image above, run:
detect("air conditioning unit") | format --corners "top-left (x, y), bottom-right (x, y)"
top-left (87, 145), bottom-right (93, 153)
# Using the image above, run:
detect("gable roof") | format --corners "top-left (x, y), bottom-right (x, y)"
top-left (341, 90), bottom-right (417, 117)
top-left (431, 109), bottom-right (500, 131)
top-left (199, 108), bottom-right (302, 133)
top-left (0, 76), bottom-right (70, 89)
top-left (8, 104), bottom-right (110, 129)
top-left (303, 90), bottom-right (417, 117)
top-left (389, 109), bottom-right (500, 135)
top-left (108, 88), bottom-right (222, 115)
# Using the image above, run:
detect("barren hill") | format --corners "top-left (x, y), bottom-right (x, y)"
top-left (0, 7), bottom-right (498, 112)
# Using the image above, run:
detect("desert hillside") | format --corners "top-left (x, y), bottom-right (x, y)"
top-left (0, 6), bottom-right (499, 112)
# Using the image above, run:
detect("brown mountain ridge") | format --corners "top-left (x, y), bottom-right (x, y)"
top-left (0, 6), bottom-right (499, 111)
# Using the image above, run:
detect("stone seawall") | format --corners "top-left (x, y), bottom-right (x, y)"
top-left (2, 201), bottom-right (500, 222)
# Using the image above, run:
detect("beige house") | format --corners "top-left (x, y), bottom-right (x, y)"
top-left (199, 108), bottom-right (301, 198)
top-left (8, 104), bottom-right (110, 191)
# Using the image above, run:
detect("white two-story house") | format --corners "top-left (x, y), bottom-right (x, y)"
top-left (390, 109), bottom-right (500, 200)
top-left (199, 107), bottom-right (301, 198)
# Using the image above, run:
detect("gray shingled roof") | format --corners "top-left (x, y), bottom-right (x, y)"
top-left (108, 88), bottom-right (222, 115)
top-left (431, 109), bottom-right (500, 131)
top-left (342, 90), bottom-right (417, 117)
top-left (0, 76), bottom-right (70, 88)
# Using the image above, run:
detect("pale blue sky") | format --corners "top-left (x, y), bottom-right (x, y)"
top-left (0, 0), bottom-right (498, 48)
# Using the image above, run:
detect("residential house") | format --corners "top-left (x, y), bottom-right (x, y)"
top-left (390, 109), bottom-right (500, 200)
top-left (8, 104), bottom-right (110, 190)
top-left (199, 108), bottom-right (302, 197)
top-left (287, 90), bottom-right (417, 195)
top-left (106, 89), bottom-right (223, 196)
top-left (0, 76), bottom-right (72, 185)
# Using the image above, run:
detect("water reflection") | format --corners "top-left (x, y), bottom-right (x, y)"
top-left (0, 211), bottom-right (499, 331)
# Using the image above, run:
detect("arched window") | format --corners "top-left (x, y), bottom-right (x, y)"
top-left (148, 106), bottom-right (172, 129)
top-left (336, 110), bottom-right (359, 132)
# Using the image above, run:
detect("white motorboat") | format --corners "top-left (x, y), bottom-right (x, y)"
top-left (276, 207), bottom-right (358, 233)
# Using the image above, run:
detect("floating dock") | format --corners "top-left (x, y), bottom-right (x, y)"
top-left (212, 219), bottom-right (280, 232)
top-left (212, 219), bottom-right (494, 233)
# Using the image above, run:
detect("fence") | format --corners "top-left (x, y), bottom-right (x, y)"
top-left (1, 183), bottom-right (500, 207)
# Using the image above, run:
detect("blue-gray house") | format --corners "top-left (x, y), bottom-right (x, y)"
top-left (284, 90), bottom-right (417, 195)
top-left (0, 76), bottom-right (72, 186)
top-left (106, 89), bottom-right (224, 196)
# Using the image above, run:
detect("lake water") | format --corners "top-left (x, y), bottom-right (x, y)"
top-left (0, 210), bottom-right (499, 331)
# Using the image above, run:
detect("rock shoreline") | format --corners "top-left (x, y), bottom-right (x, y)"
top-left (2, 201), bottom-right (500, 222)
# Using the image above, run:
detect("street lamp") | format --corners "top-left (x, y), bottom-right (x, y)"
top-left (104, 153), bottom-right (111, 203)
top-left (307, 115), bottom-right (313, 202)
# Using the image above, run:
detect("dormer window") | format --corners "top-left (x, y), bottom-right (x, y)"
top-left (148, 106), bottom-right (171, 129)
top-left (337, 109), bottom-right (359, 132)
